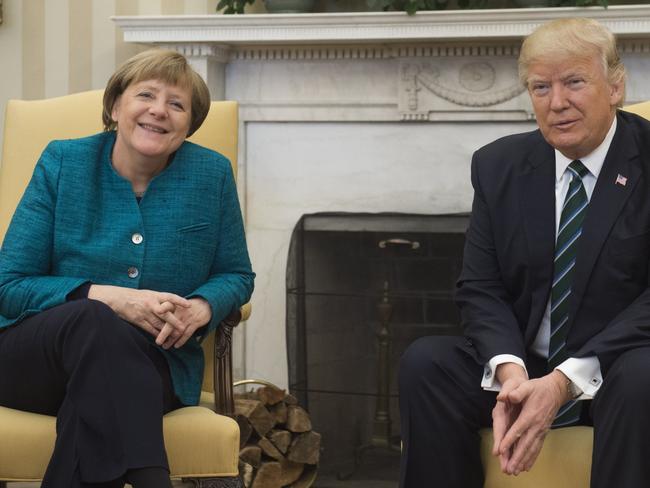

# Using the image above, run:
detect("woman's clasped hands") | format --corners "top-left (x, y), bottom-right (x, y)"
top-left (88, 285), bottom-right (212, 349)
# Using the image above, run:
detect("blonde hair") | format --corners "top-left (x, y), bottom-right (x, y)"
top-left (518, 18), bottom-right (626, 106)
top-left (103, 49), bottom-right (211, 136)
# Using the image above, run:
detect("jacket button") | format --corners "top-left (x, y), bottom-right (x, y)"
top-left (127, 266), bottom-right (139, 279)
top-left (132, 233), bottom-right (143, 245)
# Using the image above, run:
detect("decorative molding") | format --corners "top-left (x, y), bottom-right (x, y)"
top-left (398, 58), bottom-right (529, 120)
top-left (168, 43), bottom-right (231, 63)
top-left (113, 6), bottom-right (650, 47)
top-left (228, 43), bottom-right (523, 61)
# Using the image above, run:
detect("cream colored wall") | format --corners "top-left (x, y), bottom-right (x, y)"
top-left (0, 0), bottom-right (263, 160)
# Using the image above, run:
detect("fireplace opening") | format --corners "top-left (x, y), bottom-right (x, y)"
top-left (286, 212), bottom-right (469, 483)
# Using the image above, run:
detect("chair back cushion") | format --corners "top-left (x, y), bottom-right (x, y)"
top-left (623, 100), bottom-right (650, 121)
top-left (0, 90), bottom-right (239, 393)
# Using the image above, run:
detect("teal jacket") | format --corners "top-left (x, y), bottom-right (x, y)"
top-left (0, 131), bottom-right (255, 405)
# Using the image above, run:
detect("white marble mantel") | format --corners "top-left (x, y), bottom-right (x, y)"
top-left (115, 7), bottom-right (650, 388)
top-left (114, 6), bottom-right (650, 44)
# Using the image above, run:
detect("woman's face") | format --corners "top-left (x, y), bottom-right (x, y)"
top-left (111, 79), bottom-right (192, 165)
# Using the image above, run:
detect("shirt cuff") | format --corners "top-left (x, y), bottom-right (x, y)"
top-left (481, 354), bottom-right (528, 391)
top-left (555, 356), bottom-right (603, 399)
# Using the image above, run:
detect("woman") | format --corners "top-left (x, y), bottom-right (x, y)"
top-left (0, 49), bottom-right (254, 487)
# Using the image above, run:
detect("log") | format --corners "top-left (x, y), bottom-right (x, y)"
top-left (251, 461), bottom-right (281, 488)
top-left (269, 429), bottom-right (292, 454)
top-left (240, 446), bottom-right (262, 468)
top-left (235, 398), bottom-right (276, 437)
top-left (235, 413), bottom-right (254, 448)
top-left (287, 431), bottom-right (321, 465)
top-left (257, 386), bottom-right (286, 406)
top-left (279, 458), bottom-right (304, 486)
top-left (269, 401), bottom-right (288, 425)
top-left (235, 388), bottom-right (319, 487)
top-left (286, 406), bottom-right (312, 433)
top-left (239, 461), bottom-right (254, 488)
top-left (284, 394), bottom-right (298, 405)
top-left (258, 437), bottom-right (284, 461)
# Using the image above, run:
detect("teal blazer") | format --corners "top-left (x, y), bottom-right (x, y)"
top-left (0, 131), bottom-right (255, 405)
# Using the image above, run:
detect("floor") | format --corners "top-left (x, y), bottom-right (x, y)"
top-left (9, 448), bottom-right (400, 488)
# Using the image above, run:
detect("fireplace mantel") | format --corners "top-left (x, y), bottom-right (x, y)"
top-left (114, 8), bottom-right (650, 388)
top-left (113, 6), bottom-right (650, 46)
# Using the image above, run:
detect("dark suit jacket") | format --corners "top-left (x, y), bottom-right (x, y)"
top-left (456, 110), bottom-right (650, 374)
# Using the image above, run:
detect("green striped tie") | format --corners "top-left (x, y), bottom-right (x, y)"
top-left (549, 159), bottom-right (589, 428)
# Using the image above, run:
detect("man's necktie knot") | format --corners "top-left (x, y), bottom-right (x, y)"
top-left (568, 159), bottom-right (589, 180)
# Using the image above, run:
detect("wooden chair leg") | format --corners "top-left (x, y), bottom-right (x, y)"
top-left (184, 477), bottom-right (243, 487)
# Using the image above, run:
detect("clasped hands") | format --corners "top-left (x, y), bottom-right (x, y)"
top-left (88, 285), bottom-right (212, 349)
top-left (492, 363), bottom-right (572, 476)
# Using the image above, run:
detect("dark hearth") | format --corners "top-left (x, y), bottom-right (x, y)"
top-left (286, 212), bottom-right (468, 483)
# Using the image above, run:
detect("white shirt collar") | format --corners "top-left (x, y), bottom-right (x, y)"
top-left (554, 115), bottom-right (617, 182)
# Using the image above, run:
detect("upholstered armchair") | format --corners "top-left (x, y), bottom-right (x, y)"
top-left (0, 90), bottom-right (249, 488)
top-left (479, 101), bottom-right (650, 488)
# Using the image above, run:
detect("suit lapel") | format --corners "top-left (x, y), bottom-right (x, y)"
top-left (519, 137), bottom-right (556, 344)
top-left (570, 113), bottom-right (641, 315)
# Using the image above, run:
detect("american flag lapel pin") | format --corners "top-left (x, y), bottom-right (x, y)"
top-left (615, 174), bottom-right (628, 186)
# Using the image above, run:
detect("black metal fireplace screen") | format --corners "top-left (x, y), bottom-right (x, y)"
top-left (285, 212), bottom-right (469, 475)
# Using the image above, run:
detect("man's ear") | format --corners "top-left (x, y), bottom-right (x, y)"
top-left (610, 81), bottom-right (624, 107)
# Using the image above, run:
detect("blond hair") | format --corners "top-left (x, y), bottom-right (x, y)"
top-left (518, 18), bottom-right (626, 106)
top-left (103, 49), bottom-right (211, 136)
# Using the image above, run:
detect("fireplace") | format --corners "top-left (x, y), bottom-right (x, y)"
top-left (113, 6), bottom-right (650, 391)
top-left (285, 212), bottom-right (468, 479)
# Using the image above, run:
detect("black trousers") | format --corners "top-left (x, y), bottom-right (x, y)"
top-left (398, 335), bottom-right (650, 488)
top-left (0, 299), bottom-right (180, 487)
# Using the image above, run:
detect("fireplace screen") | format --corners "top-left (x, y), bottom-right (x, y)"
top-left (286, 212), bottom-right (469, 478)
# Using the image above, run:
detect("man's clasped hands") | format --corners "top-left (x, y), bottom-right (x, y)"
top-left (492, 362), bottom-right (575, 476)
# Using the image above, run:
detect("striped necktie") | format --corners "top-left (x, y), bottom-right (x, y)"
top-left (549, 159), bottom-right (589, 428)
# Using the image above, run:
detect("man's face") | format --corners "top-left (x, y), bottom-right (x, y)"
top-left (527, 56), bottom-right (623, 160)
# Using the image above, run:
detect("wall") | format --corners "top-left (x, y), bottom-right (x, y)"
top-left (0, 0), bottom-right (270, 156)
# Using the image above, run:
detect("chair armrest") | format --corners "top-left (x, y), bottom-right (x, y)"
top-left (213, 303), bottom-right (251, 416)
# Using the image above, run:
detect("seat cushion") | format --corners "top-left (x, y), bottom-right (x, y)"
top-left (0, 402), bottom-right (239, 481)
top-left (480, 426), bottom-right (593, 488)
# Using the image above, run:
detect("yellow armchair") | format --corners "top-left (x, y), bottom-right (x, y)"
top-left (0, 90), bottom-right (248, 488)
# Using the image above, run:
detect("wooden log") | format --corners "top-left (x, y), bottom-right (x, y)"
top-left (239, 460), bottom-right (254, 488)
top-left (269, 429), bottom-right (292, 454)
top-left (240, 446), bottom-right (262, 468)
top-left (258, 437), bottom-right (284, 461)
top-left (269, 401), bottom-right (288, 425)
top-left (279, 458), bottom-right (304, 486)
top-left (251, 461), bottom-right (281, 488)
top-left (235, 413), bottom-right (254, 448)
top-left (287, 431), bottom-right (321, 465)
top-left (235, 398), bottom-right (275, 437)
top-left (257, 386), bottom-right (286, 406)
top-left (286, 406), bottom-right (312, 433)
top-left (284, 393), bottom-right (298, 405)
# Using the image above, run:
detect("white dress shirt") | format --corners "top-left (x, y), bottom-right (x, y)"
top-left (481, 117), bottom-right (617, 399)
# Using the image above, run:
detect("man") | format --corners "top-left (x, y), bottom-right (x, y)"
top-left (399, 17), bottom-right (650, 488)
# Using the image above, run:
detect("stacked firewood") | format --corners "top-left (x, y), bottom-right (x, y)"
top-left (235, 385), bottom-right (320, 488)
